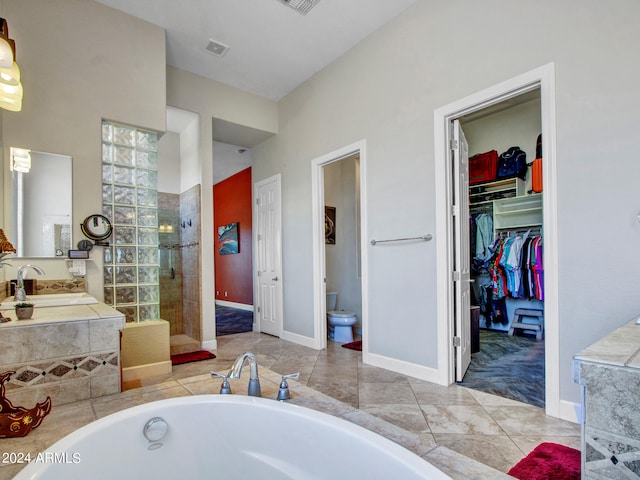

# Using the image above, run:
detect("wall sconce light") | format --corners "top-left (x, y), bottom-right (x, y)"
top-left (10, 147), bottom-right (31, 173)
top-left (0, 18), bottom-right (22, 112)
top-left (0, 19), bottom-right (13, 68)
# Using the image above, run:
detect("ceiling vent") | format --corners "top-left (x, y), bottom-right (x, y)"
top-left (205, 39), bottom-right (230, 57)
top-left (275, 0), bottom-right (321, 15)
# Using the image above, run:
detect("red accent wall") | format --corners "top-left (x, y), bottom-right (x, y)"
top-left (213, 167), bottom-right (253, 305)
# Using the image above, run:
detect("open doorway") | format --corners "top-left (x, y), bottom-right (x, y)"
top-left (324, 153), bottom-right (362, 348)
top-left (311, 140), bottom-right (368, 353)
top-left (434, 63), bottom-right (562, 418)
top-left (458, 90), bottom-right (545, 408)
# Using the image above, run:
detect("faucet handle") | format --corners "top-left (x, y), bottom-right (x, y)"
top-left (277, 372), bottom-right (300, 401)
top-left (211, 371), bottom-right (232, 395)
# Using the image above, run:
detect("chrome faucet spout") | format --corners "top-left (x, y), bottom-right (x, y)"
top-left (228, 352), bottom-right (261, 397)
top-left (14, 264), bottom-right (46, 302)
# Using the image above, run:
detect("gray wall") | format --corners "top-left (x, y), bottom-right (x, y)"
top-left (252, 0), bottom-right (640, 406)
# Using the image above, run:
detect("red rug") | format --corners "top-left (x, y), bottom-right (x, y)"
top-left (508, 442), bottom-right (581, 480)
top-left (171, 350), bottom-right (216, 366)
top-left (341, 340), bottom-right (362, 351)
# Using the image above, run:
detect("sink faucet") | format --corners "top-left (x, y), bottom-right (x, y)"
top-left (14, 264), bottom-right (45, 302)
top-left (228, 352), bottom-right (261, 397)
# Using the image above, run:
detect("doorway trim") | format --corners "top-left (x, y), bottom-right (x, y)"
top-left (311, 140), bottom-right (368, 355)
top-left (434, 63), bottom-right (565, 419)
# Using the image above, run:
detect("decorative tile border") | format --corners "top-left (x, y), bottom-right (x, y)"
top-left (585, 427), bottom-right (640, 478)
top-left (3, 351), bottom-right (119, 390)
top-left (35, 279), bottom-right (86, 295)
top-left (0, 279), bottom-right (86, 301)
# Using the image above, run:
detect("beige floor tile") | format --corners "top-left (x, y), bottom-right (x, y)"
top-left (433, 433), bottom-right (524, 473)
top-left (483, 405), bottom-right (581, 437)
top-left (359, 381), bottom-right (416, 404)
top-left (360, 403), bottom-right (431, 434)
top-left (421, 405), bottom-right (504, 435)
top-left (411, 382), bottom-right (478, 405)
top-left (508, 435), bottom-right (582, 454)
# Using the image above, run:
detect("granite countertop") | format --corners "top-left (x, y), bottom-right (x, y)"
top-left (0, 302), bottom-right (125, 328)
top-left (573, 317), bottom-right (640, 370)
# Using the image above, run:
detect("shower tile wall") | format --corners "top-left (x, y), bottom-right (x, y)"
top-left (180, 184), bottom-right (201, 342)
top-left (158, 192), bottom-right (183, 336)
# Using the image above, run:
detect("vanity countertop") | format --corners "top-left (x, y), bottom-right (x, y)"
top-left (0, 302), bottom-right (125, 328)
top-left (573, 317), bottom-right (640, 370)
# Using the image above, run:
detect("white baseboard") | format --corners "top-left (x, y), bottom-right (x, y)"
top-left (215, 300), bottom-right (253, 311)
top-left (122, 360), bottom-right (172, 382)
top-left (559, 399), bottom-right (581, 424)
top-left (280, 330), bottom-right (321, 350)
top-left (364, 352), bottom-right (445, 385)
top-left (201, 339), bottom-right (218, 351)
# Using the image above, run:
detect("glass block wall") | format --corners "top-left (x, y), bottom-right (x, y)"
top-left (101, 121), bottom-right (160, 322)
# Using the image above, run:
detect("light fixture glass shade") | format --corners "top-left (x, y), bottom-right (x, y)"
top-left (0, 80), bottom-right (21, 98)
top-left (0, 95), bottom-right (21, 112)
top-left (0, 38), bottom-right (13, 68)
top-left (0, 61), bottom-right (20, 88)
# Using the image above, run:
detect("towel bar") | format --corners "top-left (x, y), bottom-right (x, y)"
top-left (370, 234), bottom-right (432, 246)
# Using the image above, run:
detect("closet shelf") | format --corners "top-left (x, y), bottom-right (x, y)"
top-left (496, 222), bottom-right (543, 230)
top-left (493, 193), bottom-right (542, 230)
top-left (494, 207), bottom-right (541, 216)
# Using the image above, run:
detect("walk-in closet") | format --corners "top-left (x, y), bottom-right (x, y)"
top-left (459, 89), bottom-right (546, 407)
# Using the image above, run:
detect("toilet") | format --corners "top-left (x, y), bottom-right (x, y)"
top-left (326, 292), bottom-right (358, 343)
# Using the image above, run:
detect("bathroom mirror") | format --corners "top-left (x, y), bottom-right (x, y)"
top-left (9, 150), bottom-right (73, 257)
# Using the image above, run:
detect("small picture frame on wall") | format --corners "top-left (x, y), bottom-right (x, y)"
top-left (325, 206), bottom-right (336, 245)
top-left (217, 222), bottom-right (239, 255)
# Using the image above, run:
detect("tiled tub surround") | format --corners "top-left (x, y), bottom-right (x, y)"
top-left (0, 301), bottom-right (125, 408)
top-left (574, 318), bottom-right (640, 479)
top-left (0, 367), bottom-right (512, 480)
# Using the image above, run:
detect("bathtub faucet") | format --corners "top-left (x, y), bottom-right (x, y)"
top-left (228, 352), bottom-right (261, 397)
top-left (14, 264), bottom-right (45, 302)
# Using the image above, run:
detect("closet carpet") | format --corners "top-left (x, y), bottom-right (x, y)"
top-left (215, 305), bottom-right (254, 336)
top-left (461, 329), bottom-right (545, 408)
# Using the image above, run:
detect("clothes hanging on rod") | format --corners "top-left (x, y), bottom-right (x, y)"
top-left (487, 233), bottom-right (544, 302)
top-left (470, 212), bottom-right (494, 272)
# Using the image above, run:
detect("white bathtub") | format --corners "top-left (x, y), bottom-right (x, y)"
top-left (15, 395), bottom-right (451, 480)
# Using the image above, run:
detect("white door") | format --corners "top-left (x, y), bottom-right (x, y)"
top-left (453, 119), bottom-right (472, 382)
top-left (255, 175), bottom-right (283, 337)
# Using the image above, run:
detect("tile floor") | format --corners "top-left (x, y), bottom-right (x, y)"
top-left (144, 331), bottom-right (581, 473)
top-left (1, 331), bottom-right (581, 479)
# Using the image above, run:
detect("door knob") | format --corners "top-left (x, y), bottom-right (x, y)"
top-left (272, 276), bottom-right (278, 281)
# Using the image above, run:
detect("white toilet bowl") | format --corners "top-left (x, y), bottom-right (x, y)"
top-left (326, 292), bottom-right (358, 343)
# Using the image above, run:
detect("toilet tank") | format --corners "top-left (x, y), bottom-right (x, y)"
top-left (326, 292), bottom-right (337, 311)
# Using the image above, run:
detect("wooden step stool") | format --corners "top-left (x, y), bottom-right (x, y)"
top-left (508, 308), bottom-right (544, 340)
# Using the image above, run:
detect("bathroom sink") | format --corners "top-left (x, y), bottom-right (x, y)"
top-left (0, 293), bottom-right (99, 309)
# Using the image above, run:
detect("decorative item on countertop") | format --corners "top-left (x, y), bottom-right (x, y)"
top-left (0, 371), bottom-right (52, 438)
top-left (0, 227), bottom-right (16, 268)
top-left (14, 302), bottom-right (34, 320)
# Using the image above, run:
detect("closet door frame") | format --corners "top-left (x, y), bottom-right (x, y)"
top-left (433, 63), bottom-right (565, 420)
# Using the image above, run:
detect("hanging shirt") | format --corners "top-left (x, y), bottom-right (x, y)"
top-left (531, 236), bottom-right (544, 301)
top-left (475, 214), bottom-right (494, 264)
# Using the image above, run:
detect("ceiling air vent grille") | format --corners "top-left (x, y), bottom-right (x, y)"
top-left (205, 39), bottom-right (230, 57)
top-left (276, 0), bottom-right (321, 15)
